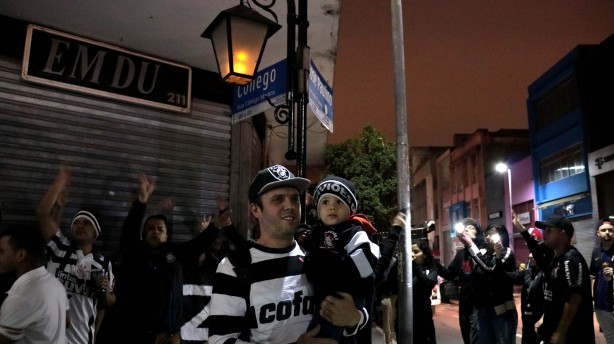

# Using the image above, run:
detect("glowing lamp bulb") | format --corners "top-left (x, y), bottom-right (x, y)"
top-left (236, 51), bottom-right (247, 61)
top-left (234, 63), bottom-right (246, 74)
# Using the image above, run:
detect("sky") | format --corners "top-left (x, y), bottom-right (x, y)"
top-left (329, 0), bottom-right (614, 147)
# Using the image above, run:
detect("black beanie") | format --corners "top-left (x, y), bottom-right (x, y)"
top-left (312, 176), bottom-right (358, 214)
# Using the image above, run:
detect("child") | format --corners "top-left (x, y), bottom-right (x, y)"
top-left (304, 176), bottom-right (380, 343)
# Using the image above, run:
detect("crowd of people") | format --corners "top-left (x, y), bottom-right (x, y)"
top-left (0, 163), bottom-right (612, 344)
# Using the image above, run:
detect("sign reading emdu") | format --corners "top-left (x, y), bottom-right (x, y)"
top-left (22, 25), bottom-right (192, 113)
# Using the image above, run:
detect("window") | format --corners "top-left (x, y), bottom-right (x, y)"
top-left (538, 143), bottom-right (585, 185)
top-left (466, 153), bottom-right (480, 185)
top-left (534, 76), bottom-right (578, 130)
top-left (453, 164), bottom-right (464, 193)
top-left (472, 198), bottom-right (480, 221)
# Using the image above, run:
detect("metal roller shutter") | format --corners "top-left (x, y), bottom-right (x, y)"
top-left (0, 57), bottom-right (233, 260)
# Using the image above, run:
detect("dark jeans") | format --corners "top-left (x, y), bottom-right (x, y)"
top-left (459, 306), bottom-right (479, 344)
top-left (521, 313), bottom-right (540, 344)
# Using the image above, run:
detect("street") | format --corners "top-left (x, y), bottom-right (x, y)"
top-left (371, 293), bottom-right (607, 344)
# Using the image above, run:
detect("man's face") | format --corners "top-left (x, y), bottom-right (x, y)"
top-left (252, 187), bottom-right (301, 242)
top-left (70, 217), bottom-right (97, 244)
top-left (484, 231), bottom-right (500, 252)
top-left (0, 236), bottom-right (19, 274)
top-left (598, 223), bottom-right (614, 243)
top-left (464, 225), bottom-right (477, 239)
top-left (143, 218), bottom-right (168, 249)
top-left (317, 195), bottom-right (350, 226)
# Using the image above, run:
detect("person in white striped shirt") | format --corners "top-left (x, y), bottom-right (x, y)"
top-left (36, 165), bottom-right (116, 344)
top-left (208, 165), bottom-right (367, 344)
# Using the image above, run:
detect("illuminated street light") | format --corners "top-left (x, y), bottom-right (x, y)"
top-left (202, 3), bottom-right (281, 85)
top-left (203, 0), bottom-right (309, 185)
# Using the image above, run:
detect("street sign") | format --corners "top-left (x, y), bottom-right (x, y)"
top-left (231, 58), bottom-right (334, 132)
top-left (231, 59), bottom-right (287, 124)
top-left (308, 60), bottom-right (333, 132)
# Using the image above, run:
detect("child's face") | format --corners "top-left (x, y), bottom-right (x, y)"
top-left (317, 195), bottom-right (350, 226)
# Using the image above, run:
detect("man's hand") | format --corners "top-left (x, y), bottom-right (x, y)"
top-left (296, 325), bottom-right (338, 344)
top-left (320, 292), bottom-right (361, 328)
top-left (137, 173), bottom-right (156, 204)
top-left (457, 231), bottom-right (473, 247)
top-left (494, 242), bottom-right (504, 259)
top-left (214, 198), bottom-right (232, 228)
top-left (155, 197), bottom-right (174, 213)
top-left (512, 211), bottom-right (527, 233)
top-left (56, 164), bottom-right (72, 188)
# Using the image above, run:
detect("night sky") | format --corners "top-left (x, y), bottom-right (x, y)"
top-left (330, 0), bottom-right (614, 147)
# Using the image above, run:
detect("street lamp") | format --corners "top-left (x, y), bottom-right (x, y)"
top-left (203, 0), bottom-right (310, 183)
top-left (201, 2), bottom-right (281, 85)
top-left (495, 162), bottom-right (514, 249)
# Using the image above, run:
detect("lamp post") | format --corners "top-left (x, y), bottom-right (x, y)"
top-left (202, 1), bottom-right (310, 186)
top-left (495, 162), bottom-right (514, 250)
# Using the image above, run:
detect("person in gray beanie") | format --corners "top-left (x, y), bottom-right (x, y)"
top-left (304, 175), bottom-right (380, 344)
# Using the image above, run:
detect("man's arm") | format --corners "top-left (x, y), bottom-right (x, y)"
top-left (36, 165), bottom-right (71, 242)
top-left (374, 213), bottom-right (404, 285)
top-left (120, 173), bottom-right (155, 254)
top-left (95, 308), bottom-right (105, 339)
top-left (513, 212), bottom-right (551, 270)
top-left (550, 291), bottom-right (583, 344)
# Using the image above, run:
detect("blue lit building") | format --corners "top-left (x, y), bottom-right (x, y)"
top-left (526, 33), bottom-right (614, 258)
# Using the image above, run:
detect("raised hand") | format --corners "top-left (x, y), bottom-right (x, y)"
top-left (155, 197), bottom-right (174, 213)
top-left (512, 211), bottom-right (527, 233)
top-left (56, 163), bottom-right (73, 189)
top-left (137, 173), bottom-right (156, 204)
top-left (457, 230), bottom-right (473, 247)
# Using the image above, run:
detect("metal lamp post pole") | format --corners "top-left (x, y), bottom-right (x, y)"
top-left (391, 0), bottom-right (413, 342)
top-left (284, 0), bottom-right (309, 222)
top-left (265, 0), bottom-right (309, 219)
top-left (506, 168), bottom-right (514, 250)
top-left (294, 0), bottom-right (308, 181)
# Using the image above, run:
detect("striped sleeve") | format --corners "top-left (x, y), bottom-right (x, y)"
top-left (346, 229), bottom-right (380, 278)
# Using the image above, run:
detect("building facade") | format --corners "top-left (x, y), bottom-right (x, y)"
top-left (526, 33), bottom-right (614, 259)
top-left (428, 129), bottom-right (530, 266)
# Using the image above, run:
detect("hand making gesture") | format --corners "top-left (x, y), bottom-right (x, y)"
top-left (512, 211), bottom-right (527, 233)
top-left (137, 173), bottom-right (156, 204)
